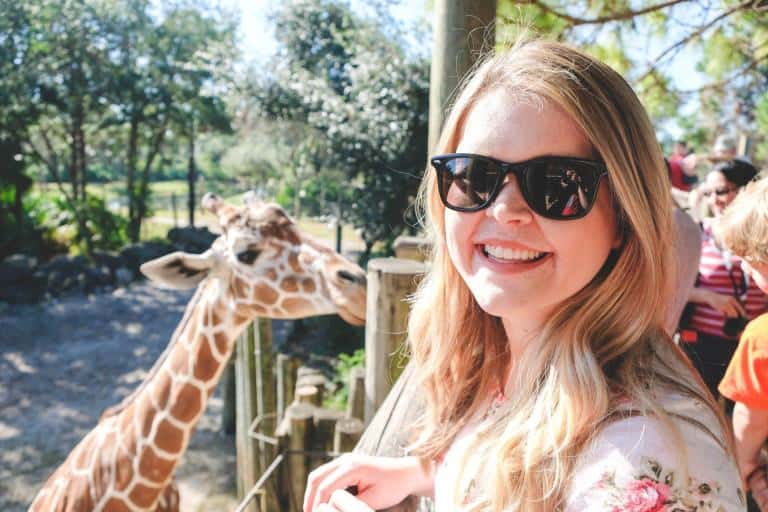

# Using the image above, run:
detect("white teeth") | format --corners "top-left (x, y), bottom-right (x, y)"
top-left (484, 245), bottom-right (544, 262)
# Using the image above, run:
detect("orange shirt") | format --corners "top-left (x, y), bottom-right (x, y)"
top-left (719, 313), bottom-right (768, 409)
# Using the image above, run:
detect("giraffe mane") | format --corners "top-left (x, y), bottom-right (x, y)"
top-left (99, 280), bottom-right (210, 420)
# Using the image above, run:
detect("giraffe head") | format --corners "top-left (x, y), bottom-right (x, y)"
top-left (140, 193), bottom-right (367, 325)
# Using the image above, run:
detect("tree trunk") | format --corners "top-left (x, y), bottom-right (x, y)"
top-left (126, 115), bottom-right (140, 242)
top-left (428, 0), bottom-right (496, 152)
top-left (130, 115), bottom-right (169, 241)
top-left (187, 121), bottom-right (196, 227)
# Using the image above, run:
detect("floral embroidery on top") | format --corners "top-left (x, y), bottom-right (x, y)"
top-left (589, 457), bottom-right (743, 511)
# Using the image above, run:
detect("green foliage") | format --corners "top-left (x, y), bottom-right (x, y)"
top-left (325, 348), bottom-right (365, 411)
top-left (257, 0), bottom-right (429, 255)
top-left (45, 193), bottom-right (129, 254)
top-left (755, 92), bottom-right (768, 163)
top-left (496, 1), bottom-right (768, 163)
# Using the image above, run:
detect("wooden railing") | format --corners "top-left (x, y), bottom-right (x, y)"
top-left (232, 251), bottom-right (427, 512)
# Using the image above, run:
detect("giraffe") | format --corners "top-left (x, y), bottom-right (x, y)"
top-left (29, 192), bottom-right (367, 512)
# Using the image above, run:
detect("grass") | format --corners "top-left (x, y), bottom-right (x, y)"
top-left (32, 181), bottom-right (367, 252)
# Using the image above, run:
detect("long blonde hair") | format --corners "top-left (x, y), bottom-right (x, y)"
top-left (408, 37), bottom-right (729, 510)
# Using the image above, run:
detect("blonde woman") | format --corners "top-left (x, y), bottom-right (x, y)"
top-left (304, 38), bottom-right (744, 511)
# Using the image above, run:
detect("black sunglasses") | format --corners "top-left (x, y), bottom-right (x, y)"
top-left (430, 153), bottom-right (608, 220)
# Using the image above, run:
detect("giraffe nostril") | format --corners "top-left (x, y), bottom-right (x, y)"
top-left (337, 269), bottom-right (365, 285)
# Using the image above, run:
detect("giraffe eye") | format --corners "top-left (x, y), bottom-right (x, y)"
top-left (236, 249), bottom-right (261, 265)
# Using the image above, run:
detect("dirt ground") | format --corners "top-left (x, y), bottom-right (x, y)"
top-left (0, 283), bottom-right (241, 511)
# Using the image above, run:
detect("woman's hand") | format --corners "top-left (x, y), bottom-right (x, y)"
top-left (303, 454), bottom-right (433, 512)
top-left (313, 489), bottom-right (373, 512)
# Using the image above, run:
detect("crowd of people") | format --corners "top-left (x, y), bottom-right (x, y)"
top-left (304, 37), bottom-right (768, 512)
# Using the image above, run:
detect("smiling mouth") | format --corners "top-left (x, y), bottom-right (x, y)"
top-left (481, 244), bottom-right (549, 263)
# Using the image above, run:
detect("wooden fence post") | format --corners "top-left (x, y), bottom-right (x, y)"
top-left (235, 323), bottom-right (259, 512)
top-left (221, 353), bottom-right (236, 434)
top-left (347, 366), bottom-right (366, 421)
top-left (364, 258), bottom-right (426, 424)
top-left (235, 318), bottom-right (276, 512)
top-left (276, 353), bottom-right (301, 419)
top-left (285, 402), bottom-right (314, 512)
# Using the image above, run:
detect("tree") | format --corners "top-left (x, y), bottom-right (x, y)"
top-left (257, 0), bottom-right (429, 257)
top-left (0, 0), bottom-right (39, 248)
top-left (498, 1), bottom-right (768, 159)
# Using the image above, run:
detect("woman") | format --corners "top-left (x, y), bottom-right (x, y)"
top-left (305, 38), bottom-right (743, 511)
top-left (684, 159), bottom-right (765, 399)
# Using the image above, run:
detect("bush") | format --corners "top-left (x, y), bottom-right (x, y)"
top-left (325, 348), bottom-right (365, 411)
top-left (43, 193), bottom-right (129, 254)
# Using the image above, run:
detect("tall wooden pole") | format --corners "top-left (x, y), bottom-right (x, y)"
top-left (428, 0), bottom-right (497, 152)
top-left (363, 258), bottom-right (426, 424)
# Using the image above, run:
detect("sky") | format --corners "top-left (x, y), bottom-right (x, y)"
top-left (226, 0), bottom-right (430, 64)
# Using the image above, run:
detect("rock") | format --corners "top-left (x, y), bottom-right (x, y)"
top-left (115, 267), bottom-right (134, 287)
top-left (91, 250), bottom-right (122, 280)
top-left (0, 254), bottom-right (38, 286)
top-left (167, 226), bottom-right (217, 253)
top-left (83, 266), bottom-right (113, 292)
top-left (38, 255), bottom-right (91, 295)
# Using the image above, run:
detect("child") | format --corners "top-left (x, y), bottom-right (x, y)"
top-left (717, 176), bottom-right (768, 511)
top-left (304, 37), bottom-right (744, 511)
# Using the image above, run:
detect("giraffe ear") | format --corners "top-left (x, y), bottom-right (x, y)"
top-left (140, 250), bottom-right (216, 289)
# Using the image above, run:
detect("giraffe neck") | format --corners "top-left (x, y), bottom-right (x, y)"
top-left (103, 281), bottom-right (248, 509)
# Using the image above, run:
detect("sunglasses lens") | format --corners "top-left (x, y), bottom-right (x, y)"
top-left (436, 156), bottom-right (501, 210)
top-left (524, 161), bottom-right (602, 219)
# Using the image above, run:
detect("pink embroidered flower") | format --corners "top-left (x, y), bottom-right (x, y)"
top-left (613, 478), bottom-right (671, 512)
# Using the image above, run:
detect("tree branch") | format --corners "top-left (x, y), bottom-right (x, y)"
top-left (635, 0), bottom-right (754, 83)
top-left (520, 0), bottom-right (692, 26)
top-left (676, 53), bottom-right (768, 96)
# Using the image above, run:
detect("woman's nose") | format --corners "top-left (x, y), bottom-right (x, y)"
top-left (486, 176), bottom-right (534, 224)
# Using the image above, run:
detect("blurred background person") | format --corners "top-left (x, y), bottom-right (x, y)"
top-left (681, 158), bottom-right (766, 404)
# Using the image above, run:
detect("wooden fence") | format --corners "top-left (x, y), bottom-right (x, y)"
top-left (232, 252), bottom-right (427, 512)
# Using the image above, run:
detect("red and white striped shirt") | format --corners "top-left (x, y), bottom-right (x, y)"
top-left (689, 224), bottom-right (767, 339)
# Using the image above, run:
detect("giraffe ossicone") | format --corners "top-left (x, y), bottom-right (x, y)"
top-left (30, 193), bottom-right (367, 512)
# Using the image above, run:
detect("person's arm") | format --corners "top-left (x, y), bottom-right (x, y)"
top-left (732, 402), bottom-right (768, 482)
top-left (689, 286), bottom-right (747, 318)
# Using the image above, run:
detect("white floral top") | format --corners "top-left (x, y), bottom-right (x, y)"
top-left (434, 390), bottom-right (745, 511)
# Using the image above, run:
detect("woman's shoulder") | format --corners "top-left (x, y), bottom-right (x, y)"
top-left (565, 394), bottom-right (745, 511)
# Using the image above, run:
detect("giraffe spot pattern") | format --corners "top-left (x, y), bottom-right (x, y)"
top-left (280, 297), bottom-right (315, 316)
top-left (105, 497), bottom-right (133, 511)
top-left (129, 481), bottom-right (162, 508)
top-left (169, 383), bottom-right (202, 423)
top-left (301, 278), bottom-right (316, 294)
top-left (281, 277), bottom-right (299, 292)
top-left (253, 282), bottom-right (279, 305)
top-left (213, 331), bottom-right (229, 356)
top-left (193, 339), bottom-right (219, 381)
top-left (155, 418), bottom-right (184, 454)
top-left (138, 444), bottom-right (175, 484)
top-left (136, 394), bottom-right (157, 438)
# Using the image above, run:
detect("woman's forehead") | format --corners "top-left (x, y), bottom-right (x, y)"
top-left (456, 90), bottom-right (592, 161)
top-left (706, 170), bottom-right (728, 185)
